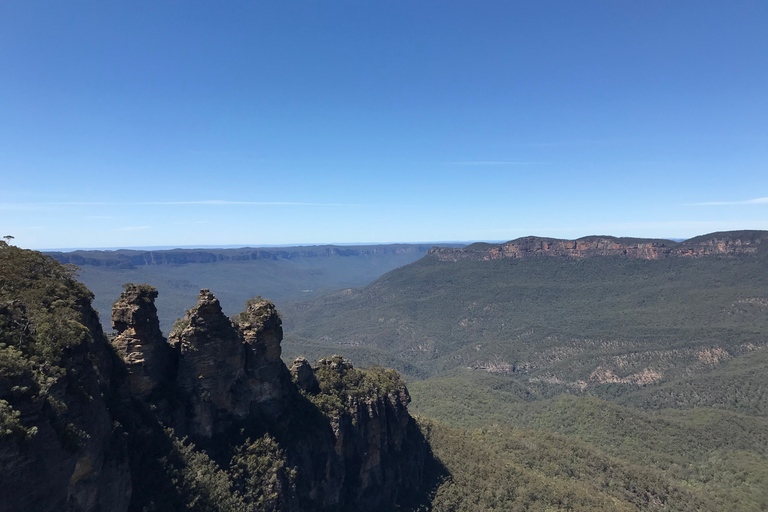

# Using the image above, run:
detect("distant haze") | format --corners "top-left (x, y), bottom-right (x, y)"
top-left (48, 243), bottom-right (449, 334)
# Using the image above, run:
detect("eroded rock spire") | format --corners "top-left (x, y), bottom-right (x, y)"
top-left (111, 283), bottom-right (171, 399)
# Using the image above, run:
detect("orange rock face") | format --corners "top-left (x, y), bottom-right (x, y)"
top-left (429, 232), bottom-right (764, 262)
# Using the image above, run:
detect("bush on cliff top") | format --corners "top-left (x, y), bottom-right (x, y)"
top-left (307, 355), bottom-right (407, 415)
top-left (0, 241), bottom-right (95, 438)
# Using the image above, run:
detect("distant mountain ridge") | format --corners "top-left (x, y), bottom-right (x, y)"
top-left (45, 244), bottom-right (457, 333)
top-left (428, 230), bottom-right (767, 261)
top-left (48, 243), bottom-right (442, 269)
top-left (281, 229), bottom-right (768, 395)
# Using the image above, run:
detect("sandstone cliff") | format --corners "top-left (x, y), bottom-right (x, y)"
top-left (428, 230), bottom-right (767, 262)
top-left (295, 356), bottom-right (426, 510)
top-left (166, 290), bottom-right (295, 439)
top-left (1, 242), bottom-right (429, 512)
top-left (111, 284), bottom-right (172, 399)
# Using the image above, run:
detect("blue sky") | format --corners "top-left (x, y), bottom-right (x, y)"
top-left (2, 1), bottom-right (767, 250)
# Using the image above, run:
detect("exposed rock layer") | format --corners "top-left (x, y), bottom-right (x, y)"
top-left (428, 231), bottom-right (766, 262)
top-left (166, 290), bottom-right (295, 438)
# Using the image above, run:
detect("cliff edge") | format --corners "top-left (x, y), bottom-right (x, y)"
top-left (427, 230), bottom-right (767, 261)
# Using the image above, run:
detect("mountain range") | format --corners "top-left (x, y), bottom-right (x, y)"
top-left (47, 244), bottom-right (447, 334)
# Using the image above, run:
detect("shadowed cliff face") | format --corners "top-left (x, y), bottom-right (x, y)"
top-left (235, 297), bottom-right (293, 418)
top-left (165, 290), bottom-right (295, 438)
top-left (428, 231), bottom-right (766, 261)
top-left (110, 287), bottom-right (430, 511)
top-left (288, 355), bottom-right (428, 511)
top-left (169, 289), bottom-right (250, 438)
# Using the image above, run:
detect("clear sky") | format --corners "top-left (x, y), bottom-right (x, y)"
top-left (2, 1), bottom-right (767, 250)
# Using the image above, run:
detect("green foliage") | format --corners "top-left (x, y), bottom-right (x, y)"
top-left (169, 315), bottom-right (191, 340)
top-left (307, 355), bottom-right (407, 415)
top-left (116, 283), bottom-right (158, 304)
top-left (678, 450), bottom-right (768, 511)
top-left (161, 432), bottom-right (246, 512)
top-left (282, 252), bottom-right (768, 387)
top-left (130, 428), bottom-right (301, 512)
top-left (420, 418), bottom-right (710, 511)
top-left (0, 399), bottom-right (37, 439)
top-left (55, 421), bottom-right (88, 452)
top-left (0, 242), bottom-right (93, 368)
top-left (410, 375), bottom-right (768, 511)
top-left (619, 348), bottom-right (768, 415)
top-left (230, 434), bottom-right (296, 512)
top-left (230, 295), bottom-right (269, 327)
top-left (0, 242), bottom-right (96, 435)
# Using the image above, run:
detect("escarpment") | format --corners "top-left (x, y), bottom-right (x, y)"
top-left (429, 230), bottom-right (767, 261)
top-left (1, 243), bottom-right (429, 512)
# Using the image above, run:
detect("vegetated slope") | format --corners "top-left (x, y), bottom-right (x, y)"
top-left (420, 419), bottom-right (717, 512)
top-left (281, 231), bottom-right (768, 402)
top-left (47, 244), bottom-right (443, 333)
top-left (279, 230), bottom-right (768, 511)
top-left (410, 385), bottom-right (768, 511)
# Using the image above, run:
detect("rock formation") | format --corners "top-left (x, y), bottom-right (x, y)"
top-left (164, 290), bottom-right (296, 438)
top-left (169, 289), bottom-right (248, 437)
top-left (106, 286), bottom-right (428, 510)
top-left (1, 242), bottom-right (429, 512)
top-left (290, 356), bottom-right (319, 393)
top-left (234, 297), bottom-right (294, 418)
top-left (287, 355), bottom-right (426, 510)
top-left (428, 231), bottom-right (767, 262)
top-left (111, 284), bottom-right (171, 399)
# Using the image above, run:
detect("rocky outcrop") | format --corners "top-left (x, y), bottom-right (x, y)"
top-left (166, 290), bottom-right (295, 438)
top-left (3, 241), bottom-right (429, 512)
top-left (0, 311), bottom-right (132, 512)
top-left (111, 284), bottom-right (171, 399)
top-left (235, 297), bottom-right (294, 417)
top-left (169, 289), bottom-right (247, 438)
top-left (287, 355), bottom-right (426, 511)
top-left (290, 357), bottom-right (319, 393)
top-left (335, 388), bottom-right (423, 507)
top-left (429, 230), bottom-right (767, 262)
